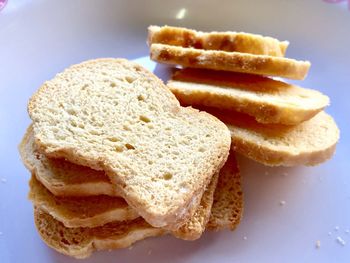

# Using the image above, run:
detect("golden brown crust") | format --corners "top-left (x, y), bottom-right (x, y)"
top-left (207, 151), bottom-right (243, 230)
top-left (29, 176), bottom-right (140, 228)
top-left (150, 44), bottom-right (310, 80)
top-left (19, 125), bottom-right (121, 197)
top-left (34, 208), bottom-right (165, 259)
top-left (173, 171), bottom-right (219, 240)
top-left (148, 25), bottom-right (289, 56)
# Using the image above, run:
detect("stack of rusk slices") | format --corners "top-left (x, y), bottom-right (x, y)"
top-left (149, 25), bottom-right (339, 167)
top-left (19, 57), bottom-right (242, 258)
top-left (19, 25), bottom-right (339, 259)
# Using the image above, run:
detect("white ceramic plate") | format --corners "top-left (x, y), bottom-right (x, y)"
top-left (1, 0), bottom-right (350, 262)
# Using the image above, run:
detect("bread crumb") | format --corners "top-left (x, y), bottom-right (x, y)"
top-left (328, 231), bottom-right (332, 236)
top-left (345, 229), bottom-right (349, 234)
top-left (279, 200), bottom-right (286, 206)
top-left (282, 172), bottom-right (288, 177)
top-left (336, 236), bottom-right (346, 246)
top-left (128, 246), bottom-right (133, 250)
top-left (315, 240), bottom-right (321, 249)
top-left (148, 250), bottom-right (152, 255)
top-left (1, 178), bottom-right (6, 183)
top-left (243, 236), bottom-right (248, 240)
top-left (264, 171), bottom-right (269, 175)
top-left (334, 226), bottom-right (340, 231)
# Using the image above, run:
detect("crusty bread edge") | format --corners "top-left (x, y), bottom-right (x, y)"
top-left (19, 125), bottom-right (121, 197)
top-left (148, 25), bottom-right (290, 57)
top-left (34, 208), bottom-right (165, 259)
top-left (172, 171), bottom-right (220, 240)
top-left (29, 177), bottom-right (140, 228)
top-left (150, 43), bottom-right (311, 80)
top-left (230, 125), bottom-right (339, 166)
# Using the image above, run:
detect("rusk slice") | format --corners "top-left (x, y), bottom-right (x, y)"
top-left (167, 68), bottom-right (329, 125)
top-left (150, 43), bottom-right (310, 80)
top-left (148, 25), bottom-right (289, 57)
top-left (29, 176), bottom-right (139, 228)
top-left (24, 124), bottom-right (219, 238)
top-left (28, 58), bottom-right (231, 229)
top-left (19, 126), bottom-right (119, 197)
top-left (207, 152), bottom-right (243, 230)
top-left (201, 107), bottom-right (339, 166)
top-left (34, 208), bottom-right (165, 259)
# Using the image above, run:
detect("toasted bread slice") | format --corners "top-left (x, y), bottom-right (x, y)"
top-left (168, 68), bottom-right (329, 125)
top-left (207, 152), bottom-right (243, 230)
top-left (29, 176), bottom-right (139, 228)
top-left (23, 124), bottom-right (219, 237)
top-left (26, 142), bottom-right (239, 239)
top-left (34, 208), bottom-right (165, 259)
top-left (28, 58), bottom-right (231, 229)
top-left (150, 44), bottom-right (310, 80)
top-left (201, 107), bottom-right (339, 166)
top-left (33, 152), bottom-right (243, 258)
top-left (19, 126), bottom-right (119, 197)
top-left (148, 25), bottom-right (289, 57)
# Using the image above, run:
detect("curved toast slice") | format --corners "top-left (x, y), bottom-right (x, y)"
top-left (168, 68), bottom-right (329, 125)
top-left (29, 176), bottom-right (139, 228)
top-left (34, 208), bottom-right (165, 259)
top-left (19, 125), bottom-right (119, 197)
top-left (202, 107), bottom-right (339, 166)
top-left (28, 58), bottom-right (231, 229)
top-left (148, 25), bottom-right (289, 57)
top-left (150, 44), bottom-right (310, 80)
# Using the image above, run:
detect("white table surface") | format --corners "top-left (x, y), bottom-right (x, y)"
top-left (0, 0), bottom-right (349, 262)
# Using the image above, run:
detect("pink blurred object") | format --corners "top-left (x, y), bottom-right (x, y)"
top-left (323, 0), bottom-right (350, 10)
top-left (0, 0), bottom-right (7, 11)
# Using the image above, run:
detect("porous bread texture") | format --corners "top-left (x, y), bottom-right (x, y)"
top-left (19, 126), bottom-right (119, 197)
top-left (34, 208), bottom-right (165, 259)
top-left (173, 171), bottom-right (219, 240)
top-left (150, 43), bottom-right (310, 80)
top-left (148, 25), bottom-right (289, 57)
top-left (168, 68), bottom-right (329, 125)
top-left (29, 176), bottom-right (139, 228)
top-left (28, 58), bottom-right (231, 229)
top-left (23, 126), bottom-right (220, 238)
top-left (207, 152), bottom-right (243, 230)
top-left (200, 107), bottom-right (339, 166)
